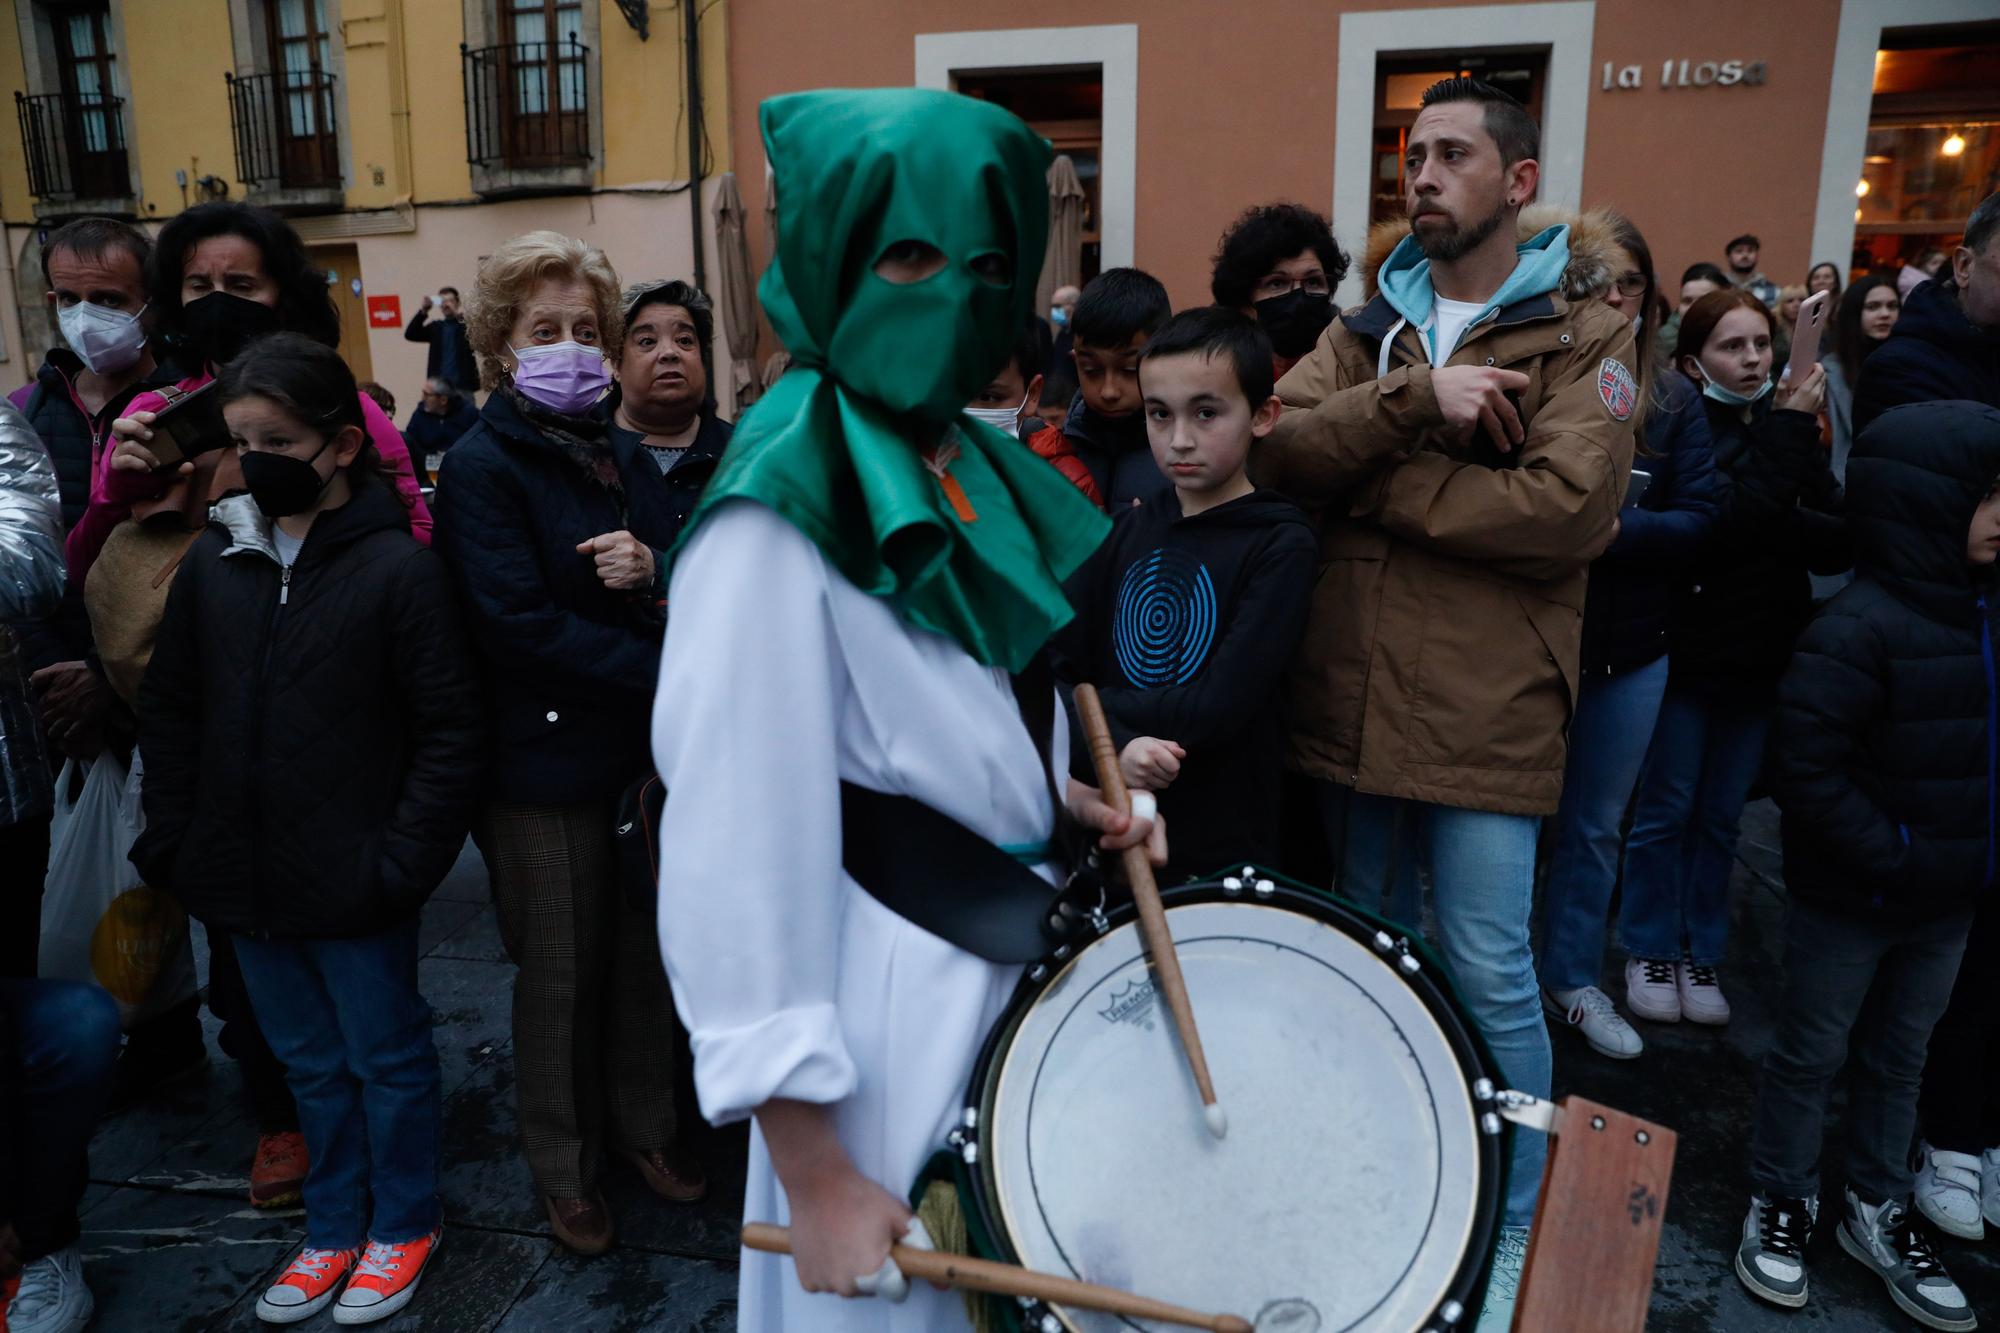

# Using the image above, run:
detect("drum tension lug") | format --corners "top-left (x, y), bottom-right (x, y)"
top-left (1490, 1087), bottom-right (1560, 1135)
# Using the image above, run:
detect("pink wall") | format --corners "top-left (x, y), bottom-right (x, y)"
top-left (727, 1), bottom-right (1844, 320)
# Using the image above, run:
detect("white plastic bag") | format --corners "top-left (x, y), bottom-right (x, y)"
top-left (40, 750), bottom-right (198, 1028)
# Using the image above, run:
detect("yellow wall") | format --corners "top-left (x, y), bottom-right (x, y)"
top-left (402, 0), bottom-right (473, 202)
top-left (0, 0), bottom-right (727, 218)
top-left (117, 1), bottom-right (237, 223)
top-left (0, 14), bottom-right (30, 222)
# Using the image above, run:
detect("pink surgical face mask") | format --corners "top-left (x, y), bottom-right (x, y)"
top-left (510, 340), bottom-right (611, 415)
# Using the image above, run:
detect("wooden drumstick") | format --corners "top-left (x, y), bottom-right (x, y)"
top-left (1072, 683), bottom-right (1227, 1139)
top-left (742, 1223), bottom-right (1253, 1333)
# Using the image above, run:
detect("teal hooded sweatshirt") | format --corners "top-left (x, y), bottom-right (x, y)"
top-left (1371, 223), bottom-right (1574, 375)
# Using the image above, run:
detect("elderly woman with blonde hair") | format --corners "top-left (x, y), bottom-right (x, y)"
top-left (432, 230), bottom-right (706, 1255)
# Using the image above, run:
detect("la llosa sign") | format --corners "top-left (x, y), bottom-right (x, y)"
top-left (1601, 59), bottom-right (1768, 90)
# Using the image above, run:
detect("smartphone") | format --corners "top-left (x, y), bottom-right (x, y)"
top-left (1625, 468), bottom-right (1654, 508)
top-left (1780, 290), bottom-right (1831, 385)
top-left (144, 381), bottom-right (230, 470)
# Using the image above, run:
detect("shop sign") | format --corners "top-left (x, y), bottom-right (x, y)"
top-left (1601, 59), bottom-right (1768, 91)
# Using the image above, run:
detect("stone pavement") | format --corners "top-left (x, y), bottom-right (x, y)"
top-left (68, 805), bottom-right (1998, 1331)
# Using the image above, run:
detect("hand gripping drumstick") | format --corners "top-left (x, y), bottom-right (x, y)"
top-left (1073, 683), bottom-right (1227, 1140)
top-left (741, 1223), bottom-right (1253, 1333)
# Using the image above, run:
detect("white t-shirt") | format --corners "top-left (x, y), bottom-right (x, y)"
top-left (1428, 296), bottom-right (1487, 367)
top-left (272, 525), bottom-right (304, 569)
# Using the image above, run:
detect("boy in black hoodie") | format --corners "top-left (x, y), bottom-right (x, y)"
top-left (1054, 307), bottom-right (1315, 880)
top-left (1734, 399), bottom-right (2000, 1331)
top-left (1027, 268), bottom-right (1175, 511)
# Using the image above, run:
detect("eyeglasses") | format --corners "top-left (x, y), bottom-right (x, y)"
top-left (1613, 273), bottom-right (1649, 299)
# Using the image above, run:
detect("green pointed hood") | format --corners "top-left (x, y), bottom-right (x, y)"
top-left (674, 87), bottom-right (1109, 672)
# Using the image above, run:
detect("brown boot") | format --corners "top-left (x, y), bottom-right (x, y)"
top-left (544, 1191), bottom-right (615, 1255)
top-left (619, 1145), bottom-right (709, 1204)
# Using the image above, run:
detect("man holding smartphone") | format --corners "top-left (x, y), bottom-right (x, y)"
top-left (403, 285), bottom-right (479, 394)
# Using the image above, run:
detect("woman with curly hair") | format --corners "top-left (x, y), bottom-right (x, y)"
top-left (1210, 202), bottom-right (1351, 377)
top-left (432, 231), bottom-right (706, 1256)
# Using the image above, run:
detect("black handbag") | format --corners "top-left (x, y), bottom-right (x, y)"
top-left (613, 771), bottom-right (666, 914)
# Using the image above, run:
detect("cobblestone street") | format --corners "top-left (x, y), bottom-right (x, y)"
top-left (70, 804), bottom-right (1999, 1331)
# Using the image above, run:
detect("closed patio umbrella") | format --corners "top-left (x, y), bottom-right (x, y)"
top-left (1037, 154), bottom-right (1086, 314)
top-left (712, 172), bottom-right (759, 409)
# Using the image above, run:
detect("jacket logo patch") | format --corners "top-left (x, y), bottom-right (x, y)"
top-left (1113, 547), bottom-right (1217, 687)
top-left (1598, 358), bottom-right (1638, 421)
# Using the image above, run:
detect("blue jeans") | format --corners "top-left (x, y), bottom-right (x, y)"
top-left (1328, 791), bottom-right (1551, 1228)
top-left (0, 977), bottom-right (121, 1260)
top-left (232, 920), bottom-right (443, 1250)
top-left (1620, 690), bottom-right (1771, 964)
top-left (1323, 786), bottom-right (1424, 928)
top-left (1539, 656), bottom-right (1672, 993)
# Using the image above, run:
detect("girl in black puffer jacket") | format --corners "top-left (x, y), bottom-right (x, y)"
top-left (1736, 399), bottom-right (1999, 1324)
top-left (1619, 288), bottom-right (1849, 1030)
top-left (132, 334), bottom-right (480, 1324)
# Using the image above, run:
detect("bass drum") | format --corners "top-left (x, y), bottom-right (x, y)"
top-left (953, 875), bottom-right (1506, 1333)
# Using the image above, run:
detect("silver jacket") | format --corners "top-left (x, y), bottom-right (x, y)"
top-left (0, 400), bottom-right (63, 826)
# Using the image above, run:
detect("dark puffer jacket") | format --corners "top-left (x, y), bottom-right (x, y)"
top-left (1578, 374), bottom-right (1718, 677)
top-left (1852, 280), bottom-right (2000, 433)
top-left (1667, 393), bottom-right (1850, 701)
top-left (432, 389), bottom-right (710, 803)
top-left (1774, 400), bottom-right (2000, 922)
top-left (130, 476), bottom-right (482, 937)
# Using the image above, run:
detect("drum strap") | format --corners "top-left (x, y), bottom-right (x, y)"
top-left (839, 651), bottom-right (1081, 965)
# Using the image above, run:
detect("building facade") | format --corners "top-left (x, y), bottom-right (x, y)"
top-left (0, 0), bottom-right (731, 413)
top-left (727, 0), bottom-right (1999, 327)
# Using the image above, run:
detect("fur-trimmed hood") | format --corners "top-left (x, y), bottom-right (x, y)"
top-left (1357, 204), bottom-right (1627, 304)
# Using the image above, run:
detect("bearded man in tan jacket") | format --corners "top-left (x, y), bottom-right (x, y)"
top-left (1256, 75), bottom-right (1637, 1330)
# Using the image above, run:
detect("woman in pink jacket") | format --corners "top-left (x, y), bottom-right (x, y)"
top-left (67, 203), bottom-right (429, 583)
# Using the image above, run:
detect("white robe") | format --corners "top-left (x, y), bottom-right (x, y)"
top-left (653, 499), bottom-right (1063, 1332)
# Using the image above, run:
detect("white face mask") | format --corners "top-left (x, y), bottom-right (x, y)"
top-left (963, 392), bottom-right (1029, 436)
top-left (57, 300), bottom-right (148, 375)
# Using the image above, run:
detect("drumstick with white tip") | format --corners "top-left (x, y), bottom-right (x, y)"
top-left (1073, 683), bottom-right (1227, 1140)
top-left (742, 1223), bottom-right (1253, 1333)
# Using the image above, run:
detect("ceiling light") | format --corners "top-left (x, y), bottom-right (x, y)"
top-left (1942, 133), bottom-right (1966, 157)
top-left (1855, 178), bottom-right (1870, 197)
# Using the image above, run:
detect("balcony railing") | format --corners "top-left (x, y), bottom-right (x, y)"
top-left (14, 91), bottom-right (129, 202)
top-left (462, 37), bottom-right (592, 172)
top-left (226, 69), bottom-right (342, 193)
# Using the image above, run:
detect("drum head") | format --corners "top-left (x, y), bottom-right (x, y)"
top-left (977, 892), bottom-right (1492, 1332)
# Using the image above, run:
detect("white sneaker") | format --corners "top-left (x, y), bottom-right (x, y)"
top-left (1624, 956), bottom-right (1681, 1023)
top-left (1676, 961), bottom-right (1731, 1025)
top-left (1544, 986), bottom-right (1643, 1059)
top-left (1914, 1144), bottom-right (1985, 1241)
top-left (1982, 1147), bottom-right (2000, 1230)
top-left (7, 1246), bottom-right (94, 1333)
top-left (1837, 1188), bottom-right (1976, 1331)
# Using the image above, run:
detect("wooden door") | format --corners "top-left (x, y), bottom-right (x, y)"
top-left (264, 0), bottom-right (339, 188)
top-left (314, 245), bottom-right (374, 383)
top-left (53, 2), bottom-right (126, 198)
top-left (500, 0), bottom-right (586, 167)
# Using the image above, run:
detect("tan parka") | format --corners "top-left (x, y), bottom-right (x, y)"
top-left (1256, 208), bottom-right (1639, 816)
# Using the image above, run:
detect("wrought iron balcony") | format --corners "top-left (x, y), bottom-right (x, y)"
top-left (462, 37), bottom-right (592, 172)
top-left (14, 90), bottom-right (129, 202)
top-left (226, 68), bottom-right (342, 193)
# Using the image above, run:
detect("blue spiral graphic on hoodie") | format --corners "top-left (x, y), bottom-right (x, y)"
top-left (1113, 548), bottom-right (1217, 687)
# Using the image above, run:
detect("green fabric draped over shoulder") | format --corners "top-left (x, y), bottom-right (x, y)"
top-left (672, 87), bottom-right (1110, 672)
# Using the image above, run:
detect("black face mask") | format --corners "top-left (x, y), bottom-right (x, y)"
top-left (240, 439), bottom-right (334, 519)
top-left (179, 292), bottom-right (282, 368)
top-left (1254, 288), bottom-right (1336, 359)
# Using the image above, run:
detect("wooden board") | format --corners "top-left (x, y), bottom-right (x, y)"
top-left (1514, 1096), bottom-right (1677, 1332)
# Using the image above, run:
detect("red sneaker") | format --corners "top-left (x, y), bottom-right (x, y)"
top-left (333, 1230), bottom-right (441, 1325)
top-left (250, 1131), bottom-right (309, 1209)
top-left (256, 1246), bottom-right (357, 1324)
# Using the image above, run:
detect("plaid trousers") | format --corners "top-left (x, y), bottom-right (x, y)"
top-left (481, 800), bottom-right (680, 1197)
